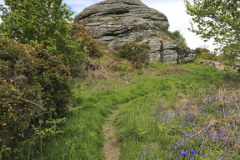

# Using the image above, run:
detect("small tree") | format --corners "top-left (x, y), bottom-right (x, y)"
top-left (0, 0), bottom-right (89, 67)
top-left (184, 0), bottom-right (240, 63)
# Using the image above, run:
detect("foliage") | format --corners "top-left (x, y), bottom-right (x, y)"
top-left (0, 25), bottom-right (78, 160)
top-left (153, 22), bottom-right (169, 33)
top-left (194, 47), bottom-right (210, 58)
top-left (0, 0), bottom-right (89, 67)
top-left (113, 41), bottom-right (151, 69)
top-left (184, 0), bottom-right (240, 62)
top-left (199, 48), bottom-right (217, 60)
top-left (216, 53), bottom-right (237, 66)
top-left (217, 39), bottom-right (240, 65)
top-left (193, 56), bottom-right (200, 65)
top-left (195, 44), bottom-right (237, 65)
top-left (169, 30), bottom-right (180, 40)
top-left (194, 47), bottom-right (202, 57)
top-left (0, 0), bottom-right (97, 159)
top-left (67, 20), bottom-right (106, 59)
top-left (194, 45), bottom-right (218, 61)
top-left (176, 32), bottom-right (188, 46)
top-left (153, 23), bottom-right (187, 46)
top-left (169, 30), bottom-right (188, 46)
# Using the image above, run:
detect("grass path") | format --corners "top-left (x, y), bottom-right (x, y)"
top-left (103, 106), bottom-right (123, 160)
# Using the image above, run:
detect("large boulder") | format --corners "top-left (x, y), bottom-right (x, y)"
top-left (210, 61), bottom-right (225, 71)
top-left (74, 0), bottom-right (169, 29)
top-left (178, 49), bottom-right (196, 63)
top-left (72, 0), bottom-right (195, 64)
top-left (198, 60), bottom-right (225, 71)
top-left (231, 63), bottom-right (240, 73)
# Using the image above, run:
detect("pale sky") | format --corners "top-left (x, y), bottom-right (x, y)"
top-left (0, 0), bottom-right (236, 56)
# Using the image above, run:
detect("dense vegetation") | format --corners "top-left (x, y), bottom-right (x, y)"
top-left (36, 46), bottom-right (240, 160)
top-left (2, 31), bottom-right (240, 159)
top-left (0, 1), bottom-right (239, 159)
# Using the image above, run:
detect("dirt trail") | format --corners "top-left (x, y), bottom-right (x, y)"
top-left (103, 108), bottom-right (121, 160)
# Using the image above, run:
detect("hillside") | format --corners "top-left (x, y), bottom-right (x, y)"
top-left (37, 43), bottom-right (240, 160)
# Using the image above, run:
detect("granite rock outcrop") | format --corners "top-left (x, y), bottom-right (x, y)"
top-left (198, 60), bottom-right (225, 71)
top-left (231, 63), bottom-right (240, 73)
top-left (72, 0), bottom-right (196, 64)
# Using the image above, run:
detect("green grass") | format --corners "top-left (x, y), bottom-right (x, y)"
top-left (34, 59), bottom-right (240, 160)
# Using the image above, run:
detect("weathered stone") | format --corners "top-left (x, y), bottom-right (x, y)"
top-left (179, 53), bottom-right (196, 63)
top-left (210, 61), bottom-right (224, 70)
top-left (137, 37), bottom-right (179, 64)
top-left (74, 0), bottom-right (169, 28)
top-left (231, 63), bottom-right (240, 73)
top-left (198, 60), bottom-right (209, 64)
top-left (198, 60), bottom-right (225, 71)
top-left (73, 0), bottom-right (196, 64)
top-left (178, 48), bottom-right (196, 63)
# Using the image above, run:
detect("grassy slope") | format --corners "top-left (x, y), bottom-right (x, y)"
top-left (39, 45), bottom-right (240, 160)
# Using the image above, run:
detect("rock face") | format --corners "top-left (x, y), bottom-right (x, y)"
top-left (231, 63), bottom-right (240, 73)
top-left (73, 0), bottom-right (195, 64)
top-left (198, 60), bottom-right (225, 71)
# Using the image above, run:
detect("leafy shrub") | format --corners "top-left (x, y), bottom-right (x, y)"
top-left (153, 22), bottom-right (169, 33)
top-left (198, 48), bottom-right (217, 60)
top-left (1, 17), bottom-right (89, 68)
top-left (169, 30), bottom-right (180, 40)
top-left (168, 30), bottom-right (187, 45)
top-left (194, 47), bottom-right (203, 57)
top-left (113, 41), bottom-right (151, 69)
top-left (68, 20), bottom-right (106, 59)
top-left (194, 56), bottom-right (200, 65)
top-left (217, 46), bottom-right (239, 65)
top-left (152, 23), bottom-right (187, 46)
top-left (0, 36), bottom-right (78, 159)
top-left (175, 32), bottom-right (187, 45)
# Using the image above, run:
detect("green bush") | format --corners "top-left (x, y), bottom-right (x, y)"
top-left (174, 31), bottom-right (187, 45)
top-left (152, 23), bottom-right (187, 46)
top-left (68, 20), bottom-right (106, 59)
top-left (194, 47), bottom-right (203, 57)
top-left (152, 22), bottom-right (169, 33)
top-left (169, 30), bottom-right (180, 40)
top-left (198, 48), bottom-right (217, 60)
top-left (168, 30), bottom-right (187, 46)
top-left (114, 41), bottom-right (151, 69)
top-left (0, 36), bottom-right (78, 159)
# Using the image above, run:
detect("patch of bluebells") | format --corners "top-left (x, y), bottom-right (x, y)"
top-left (220, 71), bottom-right (240, 86)
top-left (120, 92), bottom-right (240, 159)
top-left (134, 146), bottom-right (169, 160)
